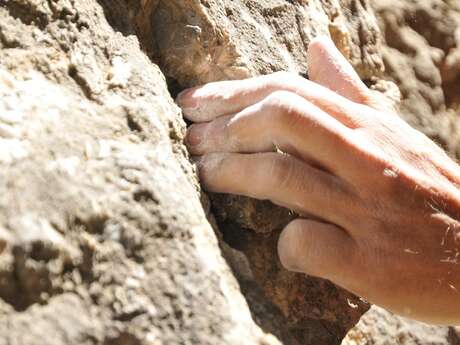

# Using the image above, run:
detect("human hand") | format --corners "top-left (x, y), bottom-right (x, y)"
top-left (176, 37), bottom-right (460, 325)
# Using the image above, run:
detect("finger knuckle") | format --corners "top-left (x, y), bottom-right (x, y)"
top-left (269, 155), bottom-right (295, 188)
top-left (263, 91), bottom-right (303, 125)
top-left (291, 220), bottom-right (315, 249)
top-left (271, 71), bottom-right (302, 83)
top-left (198, 153), bottom-right (227, 185)
top-left (200, 81), bottom-right (234, 102)
top-left (281, 220), bottom-right (320, 272)
top-left (263, 90), bottom-right (291, 108)
top-left (279, 220), bottom-right (307, 268)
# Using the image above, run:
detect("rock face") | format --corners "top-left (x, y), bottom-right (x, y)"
top-left (134, 0), bottom-right (384, 87)
top-left (343, 306), bottom-right (460, 345)
top-left (372, 0), bottom-right (460, 156)
top-left (0, 1), bottom-right (277, 344)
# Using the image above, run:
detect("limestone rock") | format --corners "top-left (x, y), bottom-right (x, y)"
top-left (372, 0), bottom-right (460, 157)
top-left (0, 227), bottom-right (11, 255)
top-left (0, 1), bottom-right (278, 344)
top-left (222, 225), bottom-right (368, 345)
top-left (342, 306), bottom-right (460, 345)
top-left (0, 294), bottom-right (102, 345)
top-left (137, 0), bottom-right (384, 87)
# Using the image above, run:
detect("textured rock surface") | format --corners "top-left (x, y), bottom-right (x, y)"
top-left (0, 1), bottom-right (279, 344)
top-left (343, 306), bottom-right (460, 345)
top-left (372, 0), bottom-right (460, 156)
top-left (221, 224), bottom-right (368, 345)
top-left (142, 0), bottom-right (384, 86)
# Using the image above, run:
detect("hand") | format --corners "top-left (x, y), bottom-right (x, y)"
top-left (176, 37), bottom-right (460, 325)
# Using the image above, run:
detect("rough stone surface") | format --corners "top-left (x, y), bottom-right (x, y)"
top-left (0, 1), bottom-right (280, 344)
top-left (140, 0), bottom-right (384, 87)
top-left (221, 224), bottom-right (368, 345)
top-left (343, 306), bottom-right (460, 345)
top-left (372, 0), bottom-right (460, 156)
top-left (0, 294), bottom-right (102, 345)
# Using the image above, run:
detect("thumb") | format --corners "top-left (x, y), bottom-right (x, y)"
top-left (307, 36), bottom-right (371, 105)
top-left (278, 218), bottom-right (355, 282)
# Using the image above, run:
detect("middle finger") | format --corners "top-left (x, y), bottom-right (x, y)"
top-left (186, 90), bottom-right (356, 176)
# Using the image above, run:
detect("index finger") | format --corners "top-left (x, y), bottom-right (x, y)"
top-left (176, 72), bottom-right (363, 128)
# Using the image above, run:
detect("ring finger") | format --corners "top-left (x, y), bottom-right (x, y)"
top-left (196, 152), bottom-right (358, 229)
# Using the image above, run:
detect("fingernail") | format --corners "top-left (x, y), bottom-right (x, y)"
top-left (185, 124), bottom-right (205, 148)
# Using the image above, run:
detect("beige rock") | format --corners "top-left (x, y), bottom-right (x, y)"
top-left (0, 1), bottom-right (277, 344)
top-left (0, 227), bottom-right (11, 255)
top-left (343, 306), bottom-right (460, 345)
top-left (142, 0), bottom-right (384, 87)
top-left (372, 0), bottom-right (460, 157)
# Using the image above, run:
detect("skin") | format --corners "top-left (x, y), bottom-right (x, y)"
top-left (176, 36), bottom-right (460, 326)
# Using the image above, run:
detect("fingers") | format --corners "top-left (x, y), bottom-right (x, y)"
top-left (196, 152), bottom-right (356, 228)
top-left (176, 74), bottom-right (276, 122)
top-left (177, 71), bottom-right (363, 127)
top-left (307, 36), bottom-right (372, 105)
top-left (186, 91), bottom-right (355, 175)
top-left (278, 218), bottom-right (356, 283)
